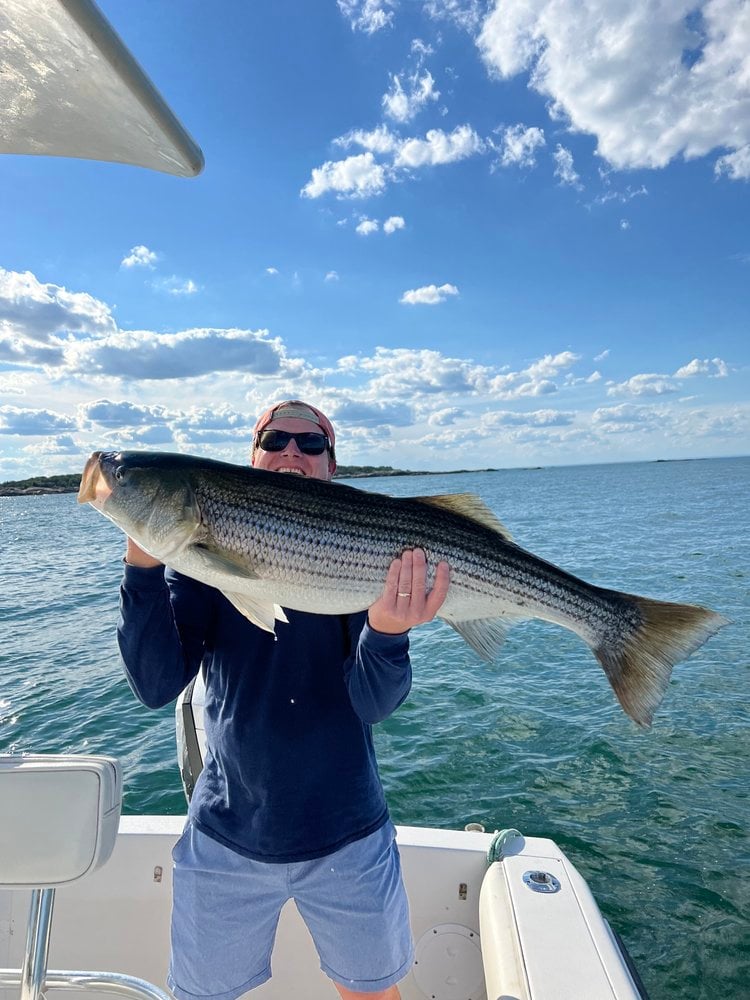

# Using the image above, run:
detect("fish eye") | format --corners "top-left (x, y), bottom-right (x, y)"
top-left (115, 466), bottom-right (127, 482)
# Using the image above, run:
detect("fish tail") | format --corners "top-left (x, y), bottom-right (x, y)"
top-left (594, 594), bottom-right (729, 728)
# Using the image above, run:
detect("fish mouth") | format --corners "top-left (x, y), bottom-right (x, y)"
top-left (77, 451), bottom-right (115, 507)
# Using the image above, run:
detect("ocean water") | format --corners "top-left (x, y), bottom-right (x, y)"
top-left (1, 457), bottom-right (748, 999)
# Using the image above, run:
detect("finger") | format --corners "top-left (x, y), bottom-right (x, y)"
top-left (423, 561), bottom-right (451, 618)
top-left (396, 549), bottom-right (414, 601)
top-left (384, 557), bottom-right (402, 605)
top-left (410, 548), bottom-right (427, 602)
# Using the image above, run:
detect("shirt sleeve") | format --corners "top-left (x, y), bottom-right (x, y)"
top-left (117, 564), bottom-right (210, 709)
top-left (343, 617), bottom-right (412, 724)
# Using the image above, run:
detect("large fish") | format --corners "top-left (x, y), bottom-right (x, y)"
top-left (79, 450), bottom-right (728, 727)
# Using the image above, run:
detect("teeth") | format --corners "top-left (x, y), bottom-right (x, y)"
top-left (278, 468), bottom-right (305, 476)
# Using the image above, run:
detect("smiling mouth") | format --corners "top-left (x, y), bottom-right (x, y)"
top-left (277, 467), bottom-right (306, 476)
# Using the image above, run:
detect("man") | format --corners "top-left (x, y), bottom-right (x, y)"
top-left (118, 400), bottom-right (450, 1000)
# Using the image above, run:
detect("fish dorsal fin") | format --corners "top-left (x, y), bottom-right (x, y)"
top-left (412, 494), bottom-right (512, 540)
top-left (220, 591), bottom-right (289, 633)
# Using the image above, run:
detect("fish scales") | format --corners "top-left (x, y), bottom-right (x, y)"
top-left (78, 450), bottom-right (729, 726)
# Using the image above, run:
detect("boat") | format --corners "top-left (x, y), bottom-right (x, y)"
top-left (0, 4), bottom-right (648, 998)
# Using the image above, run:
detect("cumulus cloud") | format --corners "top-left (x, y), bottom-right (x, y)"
top-left (607, 373), bottom-right (681, 397)
top-left (305, 125), bottom-right (485, 200)
top-left (0, 405), bottom-right (77, 435)
top-left (494, 124), bottom-right (545, 168)
top-left (553, 144), bottom-right (582, 187)
top-left (395, 125), bottom-right (484, 167)
top-left (383, 215), bottom-right (406, 234)
top-left (383, 70), bottom-right (440, 123)
top-left (400, 283), bottom-right (459, 304)
top-left (0, 268), bottom-right (116, 347)
top-left (338, 0), bottom-right (396, 34)
top-left (66, 328), bottom-right (286, 381)
top-left (301, 152), bottom-right (388, 199)
top-left (485, 408), bottom-right (576, 427)
top-left (356, 218), bottom-right (380, 235)
top-left (330, 399), bottom-right (414, 426)
top-left (674, 357), bottom-right (729, 378)
top-left (715, 145), bottom-right (750, 180)
top-left (121, 245), bottom-right (158, 269)
top-left (265, 267), bottom-right (279, 276)
top-left (325, 271), bottom-right (340, 282)
top-left (476, 0), bottom-right (750, 176)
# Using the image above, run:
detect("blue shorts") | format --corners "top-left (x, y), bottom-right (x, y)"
top-left (167, 821), bottom-right (414, 999)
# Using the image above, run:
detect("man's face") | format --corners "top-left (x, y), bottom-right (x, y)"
top-left (251, 417), bottom-right (334, 481)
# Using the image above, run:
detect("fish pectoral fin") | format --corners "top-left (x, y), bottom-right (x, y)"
top-left (442, 615), bottom-right (514, 661)
top-left (220, 591), bottom-right (289, 632)
top-left (412, 494), bottom-right (513, 540)
top-left (189, 543), bottom-right (260, 579)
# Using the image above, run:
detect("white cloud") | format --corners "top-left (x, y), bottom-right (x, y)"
top-left (325, 271), bottom-right (340, 282)
top-left (306, 125), bottom-right (485, 201)
top-left (607, 373), bottom-right (681, 397)
top-left (553, 144), bottom-right (582, 188)
top-left (674, 357), bottom-right (729, 378)
top-left (424, 0), bottom-right (484, 31)
top-left (400, 282), bottom-right (459, 305)
top-left (620, 219), bottom-right (630, 230)
top-left (356, 218), bottom-right (380, 235)
top-left (120, 245), bottom-right (158, 269)
top-left (265, 267), bottom-right (279, 276)
top-left (715, 145), bottom-right (750, 180)
top-left (477, 0), bottom-right (750, 176)
top-left (383, 215), bottom-right (406, 234)
top-left (0, 405), bottom-right (77, 435)
top-left (65, 328), bottom-right (286, 381)
top-left (382, 70), bottom-right (440, 123)
top-left (395, 124), bottom-right (484, 167)
top-left (301, 152), bottom-right (388, 199)
top-left (338, 0), bottom-right (396, 34)
top-left (494, 124), bottom-right (546, 168)
top-left (153, 276), bottom-right (199, 296)
top-left (336, 125), bottom-right (401, 155)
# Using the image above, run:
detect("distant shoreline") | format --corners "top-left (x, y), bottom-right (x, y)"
top-left (0, 466), bottom-right (504, 497)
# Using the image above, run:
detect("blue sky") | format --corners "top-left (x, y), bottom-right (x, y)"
top-left (1, 0), bottom-right (748, 478)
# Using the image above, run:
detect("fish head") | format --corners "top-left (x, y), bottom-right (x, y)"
top-left (78, 450), bottom-right (202, 561)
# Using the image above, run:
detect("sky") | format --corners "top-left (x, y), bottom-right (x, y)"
top-left (1, 0), bottom-right (749, 479)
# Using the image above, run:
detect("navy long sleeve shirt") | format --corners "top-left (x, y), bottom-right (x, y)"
top-left (118, 564), bottom-right (412, 862)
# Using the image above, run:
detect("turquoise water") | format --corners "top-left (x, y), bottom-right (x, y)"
top-left (1, 457), bottom-right (748, 998)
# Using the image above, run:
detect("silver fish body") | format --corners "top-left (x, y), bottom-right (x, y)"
top-left (79, 450), bottom-right (729, 727)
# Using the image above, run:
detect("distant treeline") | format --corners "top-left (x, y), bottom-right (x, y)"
top-left (1, 465), bottom-right (498, 496)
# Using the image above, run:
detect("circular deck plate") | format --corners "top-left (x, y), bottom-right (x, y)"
top-left (412, 923), bottom-right (484, 1000)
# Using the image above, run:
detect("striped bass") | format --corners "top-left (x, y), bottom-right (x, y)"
top-left (78, 450), bottom-right (729, 727)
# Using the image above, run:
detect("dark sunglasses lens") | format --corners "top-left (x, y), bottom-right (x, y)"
top-left (259, 430), bottom-right (327, 455)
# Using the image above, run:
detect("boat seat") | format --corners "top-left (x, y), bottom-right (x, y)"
top-left (0, 754), bottom-right (170, 1000)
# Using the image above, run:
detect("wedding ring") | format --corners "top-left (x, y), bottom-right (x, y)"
top-left (397, 591), bottom-right (411, 598)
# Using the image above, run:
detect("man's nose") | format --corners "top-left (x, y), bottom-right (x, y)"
top-left (281, 438), bottom-right (303, 457)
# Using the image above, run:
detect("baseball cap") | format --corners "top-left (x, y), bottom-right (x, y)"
top-left (252, 400), bottom-right (336, 459)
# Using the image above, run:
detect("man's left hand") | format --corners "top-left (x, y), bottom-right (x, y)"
top-left (367, 548), bottom-right (450, 635)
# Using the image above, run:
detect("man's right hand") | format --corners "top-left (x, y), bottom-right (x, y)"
top-left (124, 537), bottom-right (162, 568)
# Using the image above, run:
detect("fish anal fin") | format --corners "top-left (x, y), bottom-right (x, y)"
top-left (220, 591), bottom-right (289, 633)
top-left (442, 615), bottom-right (513, 661)
top-left (413, 494), bottom-right (512, 540)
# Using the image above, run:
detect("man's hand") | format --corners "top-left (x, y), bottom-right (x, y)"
top-left (124, 537), bottom-right (162, 568)
top-left (367, 548), bottom-right (450, 635)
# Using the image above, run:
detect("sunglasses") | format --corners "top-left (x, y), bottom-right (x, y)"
top-left (256, 429), bottom-right (330, 455)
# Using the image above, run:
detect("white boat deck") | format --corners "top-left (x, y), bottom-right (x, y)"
top-left (1, 816), bottom-right (643, 1000)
